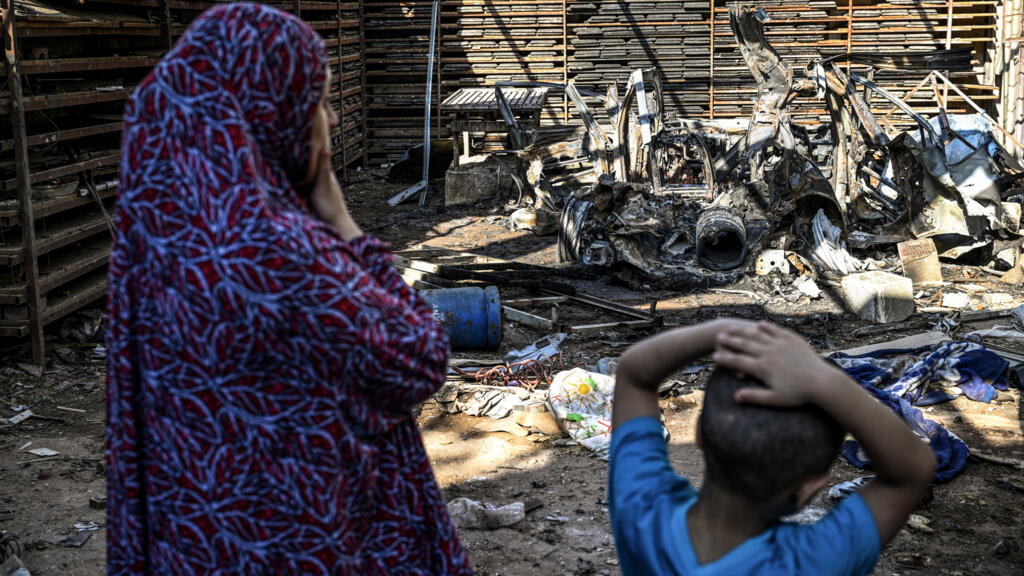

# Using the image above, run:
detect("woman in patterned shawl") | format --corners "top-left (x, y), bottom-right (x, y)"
top-left (105, 4), bottom-right (472, 574)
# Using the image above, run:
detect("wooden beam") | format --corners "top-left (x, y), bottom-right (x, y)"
top-left (358, 0), bottom-right (368, 166)
top-left (337, 0), bottom-right (347, 178)
top-left (4, 0), bottom-right (44, 363)
top-left (161, 0), bottom-right (172, 50)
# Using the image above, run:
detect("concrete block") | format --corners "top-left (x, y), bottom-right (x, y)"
top-left (840, 271), bottom-right (914, 324)
top-left (444, 154), bottom-right (513, 206)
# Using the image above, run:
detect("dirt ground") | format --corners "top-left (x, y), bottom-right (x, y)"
top-left (0, 171), bottom-right (1022, 575)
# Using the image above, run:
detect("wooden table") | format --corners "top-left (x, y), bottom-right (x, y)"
top-left (440, 87), bottom-right (549, 164)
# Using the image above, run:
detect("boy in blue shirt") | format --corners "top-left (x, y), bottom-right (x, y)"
top-left (609, 319), bottom-right (936, 575)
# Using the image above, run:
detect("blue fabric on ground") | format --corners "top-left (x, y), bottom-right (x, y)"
top-left (831, 341), bottom-right (1009, 405)
top-left (830, 341), bottom-right (1009, 484)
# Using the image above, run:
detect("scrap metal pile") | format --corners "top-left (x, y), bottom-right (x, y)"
top-left (492, 5), bottom-right (1024, 296)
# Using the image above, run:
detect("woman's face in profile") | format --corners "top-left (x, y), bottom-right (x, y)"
top-left (302, 68), bottom-right (340, 184)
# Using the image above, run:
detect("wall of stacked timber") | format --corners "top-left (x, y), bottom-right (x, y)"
top-left (0, 0), bottom-right (366, 360)
top-left (364, 0), bottom-right (1010, 161)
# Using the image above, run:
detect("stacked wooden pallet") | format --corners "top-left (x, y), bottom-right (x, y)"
top-left (1, 0), bottom-right (365, 360)
top-left (362, 0), bottom-right (1000, 157)
top-left (568, 0), bottom-right (712, 119)
top-left (363, 0), bottom-right (569, 161)
top-left (710, 0), bottom-right (996, 124)
top-left (167, 1), bottom-right (366, 175)
top-left (362, 0), bottom-right (436, 160)
top-left (441, 1), bottom-right (566, 126)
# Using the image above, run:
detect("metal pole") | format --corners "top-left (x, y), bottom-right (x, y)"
top-left (418, 0), bottom-right (439, 206)
top-left (933, 70), bottom-right (1024, 153)
top-left (943, 0), bottom-right (952, 107)
top-left (338, 0), bottom-right (347, 179)
top-left (436, 0), bottom-right (442, 135)
top-left (709, 1), bottom-right (716, 119)
top-left (562, 0), bottom-right (568, 123)
top-left (4, 0), bottom-right (44, 363)
top-left (358, 0), bottom-right (368, 166)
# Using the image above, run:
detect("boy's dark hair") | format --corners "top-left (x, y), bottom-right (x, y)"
top-left (700, 367), bottom-right (846, 502)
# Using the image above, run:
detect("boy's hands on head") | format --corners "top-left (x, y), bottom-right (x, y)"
top-left (613, 319), bottom-right (759, 429)
top-left (713, 321), bottom-right (837, 407)
top-left (716, 321), bottom-right (936, 547)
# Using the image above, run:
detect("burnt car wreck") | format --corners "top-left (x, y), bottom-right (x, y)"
top-left (485, 5), bottom-right (1023, 289)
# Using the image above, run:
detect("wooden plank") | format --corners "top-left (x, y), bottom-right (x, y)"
top-left (0, 122), bottom-right (124, 153)
top-left (0, 153), bottom-right (119, 192)
top-left (0, 207), bottom-right (113, 266)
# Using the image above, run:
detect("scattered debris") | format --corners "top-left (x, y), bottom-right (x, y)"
top-left (513, 404), bottom-right (565, 438)
top-left (898, 239), bottom-right (943, 286)
top-left (63, 531), bottom-right (91, 548)
top-left (548, 368), bottom-right (616, 456)
top-left (35, 530), bottom-right (65, 547)
top-left (25, 448), bottom-right (58, 458)
top-left (1, 555), bottom-right (30, 576)
top-left (447, 498), bottom-right (525, 530)
top-left (907, 514), bottom-right (935, 534)
top-left (420, 4), bottom-right (1024, 315)
top-left (3, 410), bottom-right (32, 426)
top-left (15, 364), bottom-right (41, 378)
top-left (88, 497), bottom-right (106, 511)
top-left (828, 477), bottom-right (873, 500)
top-left (941, 292), bottom-right (972, 309)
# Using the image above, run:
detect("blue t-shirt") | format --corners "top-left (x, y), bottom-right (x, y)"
top-left (608, 417), bottom-right (881, 576)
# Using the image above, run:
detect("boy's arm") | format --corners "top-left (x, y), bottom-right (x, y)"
top-left (714, 323), bottom-right (937, 545)
top-left (613, 319), bottom-right (755, 429)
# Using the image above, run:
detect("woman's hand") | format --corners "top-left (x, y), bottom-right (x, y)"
top-left (309, 149), bottom-right (363, 241)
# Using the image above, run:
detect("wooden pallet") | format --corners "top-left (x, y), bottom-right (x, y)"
top-left (1, 0), bottom-right (367, 360)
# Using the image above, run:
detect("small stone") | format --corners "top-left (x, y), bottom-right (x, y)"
top-left (16, 363), bottom-right (42, 377)
top-left (794, 277), bottom-right (821, 299)
top-left (981, 292), bottom-right (1013, 306)
top-left (942, 292), bottom-right (971, 309)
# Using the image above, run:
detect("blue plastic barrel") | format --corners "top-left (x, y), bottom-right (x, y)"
top-left (421, 286), bottom-right (502, 350)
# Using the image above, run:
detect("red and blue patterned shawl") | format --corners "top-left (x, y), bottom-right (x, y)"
top-left (106, 4), bottom-right (470, 574)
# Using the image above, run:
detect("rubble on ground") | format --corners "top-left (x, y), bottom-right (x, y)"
top-left (445, 5), bottom-right (1022, 310)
